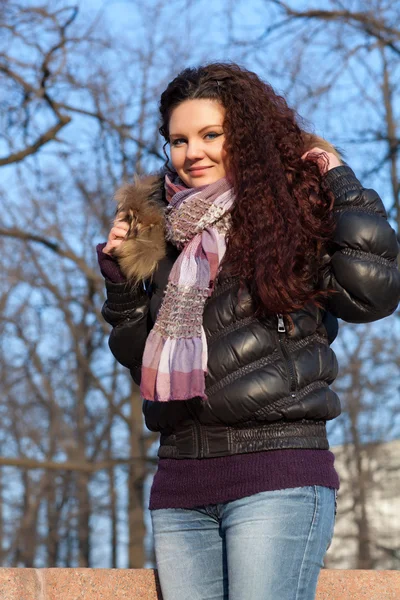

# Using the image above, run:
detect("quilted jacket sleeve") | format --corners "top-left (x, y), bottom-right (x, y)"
top-left (101, 278), bottom-right (150, 382)
top-left (321, 165), bottom-right (400, 322)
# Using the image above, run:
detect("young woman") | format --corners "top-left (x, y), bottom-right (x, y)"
top-left (97, 63), bottom-right (400, 600)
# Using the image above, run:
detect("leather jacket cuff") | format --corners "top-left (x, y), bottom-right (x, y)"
top-left (323, 165), bottom-right (362, 201)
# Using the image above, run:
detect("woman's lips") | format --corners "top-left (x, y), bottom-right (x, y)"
top-left (187, 166), bottom-right (212, 176)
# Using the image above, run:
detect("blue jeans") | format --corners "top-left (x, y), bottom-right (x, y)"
top-left (151, 485), bottom-right (337, 600)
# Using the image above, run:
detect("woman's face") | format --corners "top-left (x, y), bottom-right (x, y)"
top-left (168, 99), bottom-right (227, 188)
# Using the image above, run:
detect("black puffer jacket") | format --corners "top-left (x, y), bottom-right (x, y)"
top-left (101, 166), bottom-right (400, 459)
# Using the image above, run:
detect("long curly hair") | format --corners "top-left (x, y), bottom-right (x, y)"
top-left (159, 62), bottom-right (337, 316)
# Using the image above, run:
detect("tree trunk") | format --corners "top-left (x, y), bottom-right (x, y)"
top-left (107, 422), bottom-right (118, 568)
top-left (77, 471), bottom-right (90, 567)
top-left (0, 466), bottom-right (3, 564)
top-left (128, 386), bottom-right (146, 568)
top-left (46, 474), bottom-right (59, 566)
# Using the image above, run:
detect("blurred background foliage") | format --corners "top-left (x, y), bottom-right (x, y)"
top-left (0, 0), bottom-right (399, 569)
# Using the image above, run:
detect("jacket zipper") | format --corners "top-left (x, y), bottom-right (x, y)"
top-left (195, 417), bottom-right (204, 458)
top-left (277, 314), bottom-right (297, 398)
top-left (186, 404), bottom-right (204, 458)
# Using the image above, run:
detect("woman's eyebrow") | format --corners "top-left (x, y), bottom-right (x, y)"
top-left (170, 125), bottom-right (223, 137)
top-left (198, 124), bottom-right (223, 133)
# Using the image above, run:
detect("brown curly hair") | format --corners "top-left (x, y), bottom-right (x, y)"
top-left (159, 62), bottom-right (337, 316)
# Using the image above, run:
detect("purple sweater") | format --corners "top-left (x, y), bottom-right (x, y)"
top-left (97, 243), bottom-right (340, 510)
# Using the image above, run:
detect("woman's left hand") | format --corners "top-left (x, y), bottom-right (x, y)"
top-left (301, 146), bottom-right (342, 174)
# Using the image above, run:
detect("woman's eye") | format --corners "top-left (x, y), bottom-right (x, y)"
top-left (205, 132), bottom-right (221, 140)
top-left (171, 138), bottom-right (186, 147)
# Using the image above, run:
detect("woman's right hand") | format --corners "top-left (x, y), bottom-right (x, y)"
top-left (103, 217), bottom-right (129, 255)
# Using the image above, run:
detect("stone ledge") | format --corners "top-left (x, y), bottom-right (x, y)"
top-left (0, 568), bottom-right (399, 599)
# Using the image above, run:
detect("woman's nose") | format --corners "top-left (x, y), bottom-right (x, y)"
top-left (185, 141), bottom-right (205, 161)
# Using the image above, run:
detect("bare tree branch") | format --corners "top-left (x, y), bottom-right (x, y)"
top-left (0, 116), bottom-right (71, 165)
top-left (0, 227), bottom-right (102, 285)
top-left (268, 2), bottom-right (400, 53)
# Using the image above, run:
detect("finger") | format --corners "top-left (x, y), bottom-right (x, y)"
top-left (301, 147), bottom-right (325, 160)
top-left (102, 243), bottom-right (113, 255)
top-left (112, 226), bottom-right (129, 238)
top-left (104, 239), bottom-right (122, 254)
top-left (114, 218), bottom-right (129, 230)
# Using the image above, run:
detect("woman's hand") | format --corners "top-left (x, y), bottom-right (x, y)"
top-left (301, 146), bottom-right (342, 174)
top-left (103, 217), bottom-right (129, 255)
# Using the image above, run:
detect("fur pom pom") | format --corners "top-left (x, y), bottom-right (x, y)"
top-left (113, 175), bottom-right (167, 283)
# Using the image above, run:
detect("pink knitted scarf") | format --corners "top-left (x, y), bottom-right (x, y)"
top-left (140, 174), bottom-right (234, 402)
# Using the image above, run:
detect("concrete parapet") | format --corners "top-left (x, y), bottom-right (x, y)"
top-left (0, 568), bottom-right (399, 599)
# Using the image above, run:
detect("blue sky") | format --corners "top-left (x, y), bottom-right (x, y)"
top-left (2, 0), bottom-right (399, 568)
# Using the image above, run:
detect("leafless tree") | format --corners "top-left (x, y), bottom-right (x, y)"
top-left (0, 0), bottom-right (168, 567)
top-left (236, 0), bottom-right (400, 568)
top-left (325, 319), bottom-right (400, 568)
top-left (1, 0), bottom-right (399, 570)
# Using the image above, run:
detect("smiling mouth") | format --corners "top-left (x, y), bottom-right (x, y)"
top-left (188, 166), bottom-right (213, 173)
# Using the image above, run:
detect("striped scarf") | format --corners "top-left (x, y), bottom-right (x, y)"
top-left (140, 174), bottom-right (234, 402)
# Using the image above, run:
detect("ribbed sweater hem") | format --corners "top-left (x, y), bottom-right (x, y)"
top-left (149, 449), bottom-right (339, 510)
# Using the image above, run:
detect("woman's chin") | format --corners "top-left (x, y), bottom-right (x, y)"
top-left (185, 174), bottom-right (224, 188)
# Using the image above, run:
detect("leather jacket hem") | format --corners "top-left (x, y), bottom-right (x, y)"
top-left (157, 420), bottom-right (328, 459)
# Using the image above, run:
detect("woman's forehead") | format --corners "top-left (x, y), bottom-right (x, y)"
top-left (169, 99), bottom-right (225, 135)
